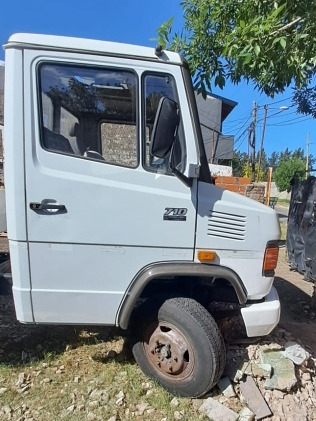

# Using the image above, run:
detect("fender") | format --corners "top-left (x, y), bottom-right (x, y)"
top-left (117, 261), bottom-right (248, 329)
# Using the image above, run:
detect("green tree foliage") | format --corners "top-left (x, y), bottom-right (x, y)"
top-left (294, 84), bottom-right (316, 118)
top-left (157, 1), bottom-right (316, 106)
top-left (233, 150), bottom-right (268, 180)
top-left (256, 149), bottom-right (268, 180)
top-left (232, 150), bottom-right (248, 177)
top-left (274, 155), bottom-right (305, 192)
top-left (290, 147), bottom-right (305, 160)
top-left (233, 147), bottom-right (313, 190)
top-left (268, 151), bottom-right (280, 169)
top-left (243, 162), bottom-right (265, 181)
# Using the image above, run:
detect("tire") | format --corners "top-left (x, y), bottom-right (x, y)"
top-left (131, 296), bottom-right (226, 397)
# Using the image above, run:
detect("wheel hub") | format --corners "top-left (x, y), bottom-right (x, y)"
top-left (145, 322), bottom-right (194, 377)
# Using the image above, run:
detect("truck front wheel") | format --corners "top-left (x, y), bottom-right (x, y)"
top-left (132, 297), bottom-right (226, 397)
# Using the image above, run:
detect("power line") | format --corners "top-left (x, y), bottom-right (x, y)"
top-left (265, 96), bottom-right (292, 106)
top-left (264, 109), bottom-right (297, 119)
top-left (234, 132), bottom-right (248, 150)
top-left (223, 110), bottom-right (253, 125)
top-left (234, 114), bottom-right (252, 137)
top-left (268, 116), bottom-right (311, 126)
top-left (256, 106), bottom-right (296, 123)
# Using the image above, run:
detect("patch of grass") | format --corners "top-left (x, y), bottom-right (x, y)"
top-left (280, 221), bottom-right (287, 241)
top-left (42, 350), bottom-right (58, 363)
top-left (0, 336), bottom-right (210, 421)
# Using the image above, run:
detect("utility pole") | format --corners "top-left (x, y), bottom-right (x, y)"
top-left (306, 132), bottom-right (310, 179)
top-left (265, 167), bottom-right (273, 206)
top-left (257, 104), bottom-right (268, 182)
top-left (250, 101), bottom-right (257, 182)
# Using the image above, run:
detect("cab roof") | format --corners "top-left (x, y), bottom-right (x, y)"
top-left (4, 33), bottom-right (183, 64)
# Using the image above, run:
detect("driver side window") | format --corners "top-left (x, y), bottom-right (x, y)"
top-left (39, 62), bottom-right (138, 168)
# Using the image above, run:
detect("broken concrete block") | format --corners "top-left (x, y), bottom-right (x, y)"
top-left (283, 341), bottom-right (310, 365)
top-left (226, 363), bottom-right (245, 383)
top-left (198, 397), bottom-right (238, 421)
top-left (252, 363), bottom-right (272, 379)
top-left (240, 362), bottom-right (253, 376)
top-left (234, 369), bottom-right (244, 383)
top-left (260, 349), bottom-right (297, 391)
top-left (239, 376), bottom-right (272, 420)
top-left (272, 389), bottom-right (285, 400)
top-left (240, 362), bottom-right (272, 379)
top-left (239, 406), bottom-right (255, 421)
top-left (217, 376), bottom-right (236, 398)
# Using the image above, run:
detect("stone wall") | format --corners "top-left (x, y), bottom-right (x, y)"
top-left (244, 183), bottom-right (265, 203)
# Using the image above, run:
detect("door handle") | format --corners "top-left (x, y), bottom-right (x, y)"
top-left (30, 202), bottom-right (66, 211)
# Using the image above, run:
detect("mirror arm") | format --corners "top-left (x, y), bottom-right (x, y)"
top-left (171, 166), bottom-right (193, 187)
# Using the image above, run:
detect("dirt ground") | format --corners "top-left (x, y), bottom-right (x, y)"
top-left (274, 246), bottom-right (316, 353)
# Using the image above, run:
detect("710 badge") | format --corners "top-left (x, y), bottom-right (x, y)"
top-left (163, 208), bottom-right (187, 221)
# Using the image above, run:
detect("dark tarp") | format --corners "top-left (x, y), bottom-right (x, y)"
top-left (287, 176), bottom-right (316, 281)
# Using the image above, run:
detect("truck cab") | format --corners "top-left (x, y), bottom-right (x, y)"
top-left (3, 33), bottom-right (280, 397)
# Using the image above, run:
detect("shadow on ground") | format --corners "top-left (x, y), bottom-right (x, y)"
top-left (0, 291), bottom-right (124, 365)
top-left (1, 273), bottom-right (315, 369)
top-left (274, 275), bottom-right (316, 353)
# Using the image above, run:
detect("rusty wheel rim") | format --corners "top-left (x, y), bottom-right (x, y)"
top-left (143, 321), bottom-right (195, 380)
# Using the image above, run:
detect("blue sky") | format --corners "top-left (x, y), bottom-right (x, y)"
top-left (1, 0), bottom-right (315, 159)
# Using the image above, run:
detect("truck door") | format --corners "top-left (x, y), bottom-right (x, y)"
top-left (23, 49), bottom-right (198, 324)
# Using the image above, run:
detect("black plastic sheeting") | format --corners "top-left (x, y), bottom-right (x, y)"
top-left (287, 175), bottom-right (316, 281)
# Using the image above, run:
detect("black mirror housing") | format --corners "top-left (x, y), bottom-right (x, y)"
top-left (150, 97), bottom-right (180, 159)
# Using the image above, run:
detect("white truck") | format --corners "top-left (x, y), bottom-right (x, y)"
top-left (3, 33), bottom-right (280, 397)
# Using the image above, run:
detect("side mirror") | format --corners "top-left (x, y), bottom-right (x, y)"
top-left (150, 97), bottom-right (180, 159)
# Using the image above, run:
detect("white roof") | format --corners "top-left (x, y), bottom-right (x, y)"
top-left (0, 61), bottom-right (4, 66)
top-left (4, 33), bottom-right (182, 64)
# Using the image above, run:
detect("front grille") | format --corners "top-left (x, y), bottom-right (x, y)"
top-left (207, 210), bottom-right (246, 240)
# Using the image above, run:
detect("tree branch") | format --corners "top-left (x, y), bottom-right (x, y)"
top-left (270, 17), bottom-right (302, 35)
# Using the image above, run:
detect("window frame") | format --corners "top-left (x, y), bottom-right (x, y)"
top-left (141, 71), bottom-right (186, 175)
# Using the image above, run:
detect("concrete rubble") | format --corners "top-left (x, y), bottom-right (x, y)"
top-left (239, 406), bottom-right (255, 421)
top-left (240, 376), bottom-right (272, 419)
top-left (212, 329), bottom-right (316, 421)
top-left (260, 348), bottom-right (297, 391)
top-left (198, 397), bottom-right (239, 421)
top-left (187, 329), bottom-right (316, 420)
top-left (283, 341), bottom-right (311, 365)
top-left (217, 376), bottom-right (236, 398)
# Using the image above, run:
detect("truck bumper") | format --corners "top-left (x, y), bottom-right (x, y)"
top-left (241, 286), bottom-right (280, 337)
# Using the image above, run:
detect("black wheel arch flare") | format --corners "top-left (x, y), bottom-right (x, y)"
top-left (117, 261), bottom-right (248, 329)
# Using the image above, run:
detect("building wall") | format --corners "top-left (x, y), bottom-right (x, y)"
top-left (195, 93), bottom-right (234, 165)
top-left (258, 181), bottom-right (291, 200)
top-left (214, 176), bottom-right (251, 195)
top-left (209, 164), bottom-right (232, 176)
top-left (195, 93), bottom-right (221, 162)
top-left (214, 176), bottom-right (266, 203)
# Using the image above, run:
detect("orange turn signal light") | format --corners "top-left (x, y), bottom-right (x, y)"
top-left (197, 250), bottom-right (217, 262)
top-left (263, 243), bottom-right (279, 273)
